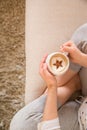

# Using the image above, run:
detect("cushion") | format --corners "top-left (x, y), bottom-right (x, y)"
top-left (25, 0), bottom-right (87, 104)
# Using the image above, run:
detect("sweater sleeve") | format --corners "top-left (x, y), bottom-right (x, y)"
top-left (37, 118), bottom-right (61, 130)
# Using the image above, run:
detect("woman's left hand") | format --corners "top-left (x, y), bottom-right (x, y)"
top-left (60, 41), bottom-right (83, 64)
top-left (39, 54), bottom-right (57, 89)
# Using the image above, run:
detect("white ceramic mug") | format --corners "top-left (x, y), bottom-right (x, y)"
top-left (46, 52), bottom-right (69, 76)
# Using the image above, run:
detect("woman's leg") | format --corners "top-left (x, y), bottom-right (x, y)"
top-left (10, 95), bottom-right (80, 130)
top-left (59, 101), bottom-right (80, 130)
top-left (55, 24), bottom-right (87, 88)
top-left (71, 23), bottom-right (87, 96)
top-left (10, 74), bottom-right (80, 130)
top-left (79, 64), bottom-right (87, 96)
top-left (10, 95), bottom-right (46, 130)
top-left (78, 97), bottom-right (87, 130)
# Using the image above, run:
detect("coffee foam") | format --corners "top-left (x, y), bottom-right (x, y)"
top-left (46, 52), bottom-right (69, 76)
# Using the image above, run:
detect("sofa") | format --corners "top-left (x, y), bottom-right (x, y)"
top-left (25, 0), bottom-right (87, 104)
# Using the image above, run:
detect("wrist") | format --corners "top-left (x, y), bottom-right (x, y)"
top-left (47, 84), bottom-right (57, 90)
top-left (47, 81), bottom-right (57, 88)
top-left (47, 87), bottom-right (57, 95)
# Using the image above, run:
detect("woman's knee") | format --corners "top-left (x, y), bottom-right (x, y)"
top-left (10, 96), bottom-right (46, 130)
top-left (10, 115), bottom-right (37, 130)
top-left (10, 107), bottom-right (42, 130)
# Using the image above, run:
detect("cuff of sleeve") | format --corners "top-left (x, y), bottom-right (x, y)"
top-left (38, 118), bottom-right (60, 130)
top-left (69, 60), bottom-right (81, 72)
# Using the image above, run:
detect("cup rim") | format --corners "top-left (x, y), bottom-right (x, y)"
top-left (46, 52), bottom-right (70, 76)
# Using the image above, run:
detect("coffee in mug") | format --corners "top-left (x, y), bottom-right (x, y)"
top-left (46, 52), bottom-right (69, 76)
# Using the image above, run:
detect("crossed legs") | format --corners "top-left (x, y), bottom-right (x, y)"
top-left (10, 73), bottom-right (80, 130)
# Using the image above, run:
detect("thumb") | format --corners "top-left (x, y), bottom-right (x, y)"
top-left (43, 63), bottom-right (47, 70)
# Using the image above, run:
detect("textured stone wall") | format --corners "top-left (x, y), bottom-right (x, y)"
top-left (0, 0), bottom-right (25, 130)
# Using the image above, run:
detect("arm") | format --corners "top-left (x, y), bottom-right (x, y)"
top-left (38, 54), bottom-right (81, 130)
top-left (39, 54), bottom-right (58, 121)
top-left (39, 54), bottom-right (61, 130)
top-left (43, 86), bottom-right (58, 121)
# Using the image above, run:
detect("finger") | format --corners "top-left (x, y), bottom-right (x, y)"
top-left (43, 63), bottom-right (48, 70)
top-left (43, 63), bottom-right (53, 76)
top-left (43, 63), bottom-right (50, 75)
top-left (60, 42), bottom-right (71, 51)
top-left (40, 54), bottom-right (48, 68)
top-left (41, 54), bottom-right (48, 63)
top-left (62, 41), bottom-right (73, 47)
top-left (61, 46), bottom-right (71, 53)
top-left (40, 62), bottom-right (43, 68)
top-left (39, 63), bottom-right (47, 77)
top-left (39, 64), bottom-right (45, 76)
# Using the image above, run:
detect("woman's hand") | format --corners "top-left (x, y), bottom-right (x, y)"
top-left (60, 41), bottom-right (83, 65)
top-left (39, 54), bottom-right (57, 89)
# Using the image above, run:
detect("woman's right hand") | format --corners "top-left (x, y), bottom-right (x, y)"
top-left (39, 54), bottom-right (57, 89)
top-left (60, 41), bottom-right (83, 65)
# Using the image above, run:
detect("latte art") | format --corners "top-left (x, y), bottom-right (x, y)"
top-left (53, 60), bottom-right (63, 69)
top-left (46, 52), bottom-right (69, 76)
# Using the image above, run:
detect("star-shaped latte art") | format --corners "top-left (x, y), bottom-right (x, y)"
top-left (53, 60), bottom-right (63, 69)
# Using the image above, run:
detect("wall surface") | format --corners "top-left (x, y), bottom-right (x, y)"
top-left (0, 0), bottom-right (25, 130)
